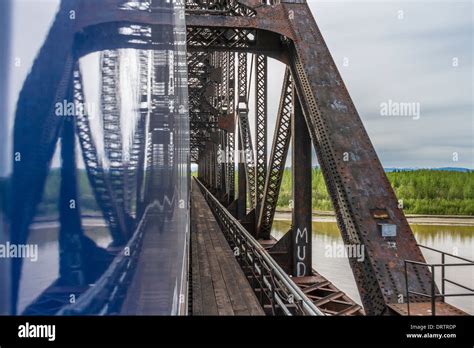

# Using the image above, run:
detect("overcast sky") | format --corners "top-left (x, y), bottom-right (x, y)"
top-left (255, 0), bottom-right (473, 169)
top-left (4, 0), bottom-right (473, 173)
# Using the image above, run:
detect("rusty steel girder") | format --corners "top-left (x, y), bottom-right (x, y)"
top-left (283, 4), bottom-right (433, 315)
top-left (257, 69), bottom-right (292, 240)
top-left (187, 0), bottom-right (435, 315)
top-left (255, 54), bottom-right (267, 208)
top-left (237, 53), bottom-right (257, 210)
top-left (188, 51), bottom-right (217, 160)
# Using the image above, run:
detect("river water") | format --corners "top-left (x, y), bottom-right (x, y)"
top-left (272, 220), bottom-right (474, 314)
top-left (18, 219), bottom-right (473, 315)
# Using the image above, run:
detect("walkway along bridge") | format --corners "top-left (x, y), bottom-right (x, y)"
top-left (2, 0), bottom-right (473, 316)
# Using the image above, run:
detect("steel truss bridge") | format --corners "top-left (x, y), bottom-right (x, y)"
top-left (3, 0), bottom-right (472, 316)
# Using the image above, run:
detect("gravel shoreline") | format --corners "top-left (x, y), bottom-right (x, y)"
top-left (274, 210), bottom-right (474, 226)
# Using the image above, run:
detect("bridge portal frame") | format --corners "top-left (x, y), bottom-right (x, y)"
top-left (185, 0), bottom-right (436, 315)
top-left (9, 0), bottom-right (436, 316)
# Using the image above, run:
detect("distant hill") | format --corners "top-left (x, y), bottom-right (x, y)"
top-left (384, 167), bottom-right (472, 173)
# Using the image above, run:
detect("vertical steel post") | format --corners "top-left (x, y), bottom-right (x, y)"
top-left (291, 87), bottom-right (312, 277)
top-left (214, 142), bottom-right (218, 192)
top-left (59, 117), bottom-right (86, 286)
top-left (441, 253), bottom-right (445, 302)
top-left (431, 266), bottom-right (436, 316)
top-left (237, 124), bottom-right (247, 219)
top-left (404, 261), bottom-right (411, 315)
top-left (227, 52), bottom-right (235, 204)
top-left (219, 132), bottom-right (226, 197)
top-left (237, 53), bottom-right (247, 219)
top-left (202, 155), bottom-right (205, 183)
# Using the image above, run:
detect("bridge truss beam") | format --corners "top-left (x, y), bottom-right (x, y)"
top-left (255, 54), bottom-right (267, 211)
top-left (187, 0), bottom-right (435, 315)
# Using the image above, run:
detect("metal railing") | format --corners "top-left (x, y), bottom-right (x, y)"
top-left (404, 244), bottom-right (474, 316)
top-left (57, 204), bottom-right (153, 315)
top-left (195, 178), bottom-right (324, 316)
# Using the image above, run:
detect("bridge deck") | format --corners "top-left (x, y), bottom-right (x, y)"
top-left (191, 180), bottom-right (264, 315)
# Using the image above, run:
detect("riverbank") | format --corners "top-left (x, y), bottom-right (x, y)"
top-left (274, 209), bottom-right (474, 226)
top-left (32, 210), bottom-right (474, 227)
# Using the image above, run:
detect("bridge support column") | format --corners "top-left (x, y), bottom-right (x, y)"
top-left (291, 88), bottom-right (312, 277)
top-left (219, 131), bottom-right (226, 200)
top-left (59, 117), bottom-right (85, 286)
top-left (237, 122), bottom-right (247, 220)
top-left (236, 53), bottom-right (248, 220)
top-left (227, 131), bottom-right (235, 205)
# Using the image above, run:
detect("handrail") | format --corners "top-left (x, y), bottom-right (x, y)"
top-left (57, 203), bottom-right (154, 315)
top-left (194, 177), bottom-right (324, 316)
top-left (404, 244), bottom-right (474, 316)
top-left (417, 243), bottom-right (473, 263)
